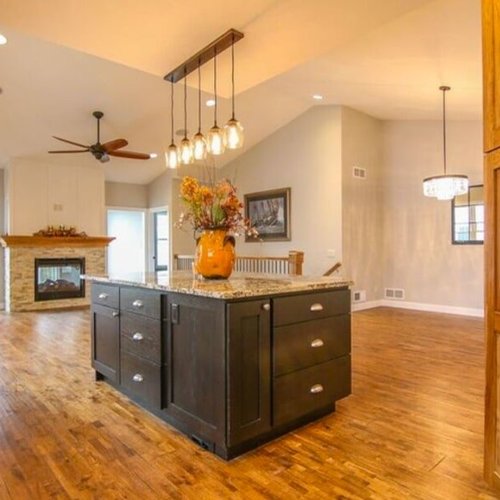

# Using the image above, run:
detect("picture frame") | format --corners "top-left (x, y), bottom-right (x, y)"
top-left (244, 187), bottom-right (291, 242)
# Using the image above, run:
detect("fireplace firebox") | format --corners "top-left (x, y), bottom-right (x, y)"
top-left (34, 258), bottom-right (85, 301)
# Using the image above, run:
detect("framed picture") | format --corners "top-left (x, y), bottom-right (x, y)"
top-left (244, 187), bottom-right (291, 242)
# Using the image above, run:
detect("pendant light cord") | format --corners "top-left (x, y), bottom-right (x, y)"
top-left (198, 61), bottom-right (202, 133)
top-left (231, 34), bottom-right (235, 120)
top-left (442, 87), bottom-right (447, 175)
top-left (184, 68), bottom-right (188, 139)
top-left (214, 47), bottom-right (218, 127)
top-left (170, 80), bottom-right (174, 144)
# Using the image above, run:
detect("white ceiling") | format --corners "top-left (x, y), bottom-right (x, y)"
top-left (0, 0), bottom-right (482, 184)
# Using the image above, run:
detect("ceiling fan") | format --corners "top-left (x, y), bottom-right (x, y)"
top-left (49, 111), bottom-right (151, 163)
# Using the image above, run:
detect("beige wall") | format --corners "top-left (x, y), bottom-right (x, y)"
top-left (341, 107), bottom-right (384, 302)
top-left (0, 169), bottom-right (4, 306)
top-left (222, 106), bottom-right (343, 276)
top-left (105, 182), bottom-right (148, 208)
top-left (381, 120), bottom-right (483, 310)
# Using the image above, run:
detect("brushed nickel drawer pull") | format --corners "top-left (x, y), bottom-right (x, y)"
top-left (262, 303), bottom-right (270, 311)
top-left (112, 311), bottom-right (119, 318)
top-left (311, 338), bottom-right (324, 348)
top-left (310, 303), bottom-right (324, 312)
top-left (98, 293), bottom-right (108, 300)
top-left (132, 373), bottom-right (144, 383)
top-left (310, 384), bottom-right (324, 394)
top-left (132, 299), bottom-right (144, 308)
top-left (132, 332), bottom-right (144, 341)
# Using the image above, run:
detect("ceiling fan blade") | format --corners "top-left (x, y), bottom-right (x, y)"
top-left (48, 149), bottom-right (89, 153)
top-left (52, 136), bottom-right (90, 148)
top-left (102, 138), bottom-right (128, 152)
top-left (108, 150), bottom-right (151, 160)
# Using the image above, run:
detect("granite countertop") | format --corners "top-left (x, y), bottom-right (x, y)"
top-left (84, 271), bottom-right (352, 300)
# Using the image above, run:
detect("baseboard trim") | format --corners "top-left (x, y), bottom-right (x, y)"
top-left (352, 299), bottom-right (484, 318)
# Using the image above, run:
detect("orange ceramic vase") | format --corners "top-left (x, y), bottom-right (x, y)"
top-left (195, 229), bottom-right (236, 279)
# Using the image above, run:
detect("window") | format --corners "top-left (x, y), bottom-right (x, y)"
top-left (452, 184), bottom-right (484, 244)
top-left (153, 210), bottom-right (169, 271)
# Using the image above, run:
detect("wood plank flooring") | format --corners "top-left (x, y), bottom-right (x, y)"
top-left (0, 306), bottom-right (497, 499)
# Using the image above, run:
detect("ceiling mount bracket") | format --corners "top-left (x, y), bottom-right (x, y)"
top-left (164, 28), bottom-right (244, 83)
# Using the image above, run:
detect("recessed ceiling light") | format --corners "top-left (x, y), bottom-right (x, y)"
top-left (206, 99), bottom-right (216, 107)
top-left (0, 34), bottom-right (7, 45)
top-left (149, 153), bottom-right (158, 159)
top-left (312, 94), bottom-right (324, 101)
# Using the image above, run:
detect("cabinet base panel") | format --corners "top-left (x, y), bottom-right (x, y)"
top-left (95, 371), bottom-right (340, 460)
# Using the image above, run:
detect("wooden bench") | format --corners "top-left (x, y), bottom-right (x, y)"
top-left (173, 250), bottom-right (304, 275)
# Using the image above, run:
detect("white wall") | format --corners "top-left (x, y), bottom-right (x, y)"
top-left (0, 169), bottom-right (5, 307)
top-left (222, 106), bottom-right (343, 276)
top-left (381, 120), bottom-right (483, 310)
top-left (341, 107), bottom-right (384, 302)
top-left (6, 159), bottom-right (105, 235)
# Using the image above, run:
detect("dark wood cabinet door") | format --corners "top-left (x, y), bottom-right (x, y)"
top-left (227, 299), bottom-right (271, 447)
top-left (91, 304), bottom-right (120, 382)
top-left (165, 294), bottom-right (226, 445)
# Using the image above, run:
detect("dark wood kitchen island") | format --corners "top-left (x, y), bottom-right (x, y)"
top-left (86, 271), bottom-right (352, 459)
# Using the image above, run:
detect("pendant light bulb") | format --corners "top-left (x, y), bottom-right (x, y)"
top-left (193, 61), bottom-right (208, 160)
top-left (224, 35), bottom-right (244, 149)
top-left (208, 47), bottom-right (226, 155)
top-left (166, 144), bottom-right (179, 169)
top-left (180, 70), bottom-right (194, 165)
top-left (167, 79), bottom-right (179, 169)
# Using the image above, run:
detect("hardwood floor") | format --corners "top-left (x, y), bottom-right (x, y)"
top-left (0, 306), bottom-right (497, 499)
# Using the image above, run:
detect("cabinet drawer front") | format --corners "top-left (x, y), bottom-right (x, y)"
top-left (273, 290), bottom-right (350, 326)
top-left (273, 356), bottom-right (351, 427)
top-left (91, 283), bottom-right (119, 309)
top-left (121, 313), bottom-right (161, 364)
top-left (120, 351), bottom-right (161, 408)
top-left (274, 315), bottom-right (350, 376)
top-left (120, 287), bottom-right (161, 319)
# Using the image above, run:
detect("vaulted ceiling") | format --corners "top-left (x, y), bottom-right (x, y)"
top-left (0, 0), bottom-right (482, 184)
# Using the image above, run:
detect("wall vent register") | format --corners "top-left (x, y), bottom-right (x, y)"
top-left (384, 288), bottom-right (405, 300)
top-left (353, 166), bottom-right (366, 179)
top-left (35, 257), bottom-right (85, 301)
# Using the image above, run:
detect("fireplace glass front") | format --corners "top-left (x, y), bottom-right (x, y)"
top-left (35, 258), bottom-right (85, 301)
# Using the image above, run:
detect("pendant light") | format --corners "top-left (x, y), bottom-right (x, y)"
top-left (193, 61), bottom-right (208, 160)
top-left (166, 80), bottom-right (178, 169)
top-left (423, 86), bottom-right (469, 200)
top-left (224, 33), bottom-right (244, 149)
top-left (179, 69), bottom-right (194, 165)
top-left (207, 47), bottom-right (226, 155)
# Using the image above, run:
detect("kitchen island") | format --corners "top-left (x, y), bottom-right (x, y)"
top-left (87, 271), bottom-right (352, 459)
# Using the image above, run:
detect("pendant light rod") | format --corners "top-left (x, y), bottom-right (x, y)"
top-left (164, 29), bottom-right (244, 83)
top-left (183, 67), bottom-right (188, 138)
top-left (231, 33), bottom-right (235, 119)
top-left (170, 80), bottom-right (175, 143)
top-left (440, 85), bottom-right (450, 175)
top-left (213, 47), bottom-right (218, 126)
top-left (197, 60), bottom-right (202, 133)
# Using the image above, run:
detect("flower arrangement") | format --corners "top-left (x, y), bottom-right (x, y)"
top-left (176, 176), bottom-right (258, 237)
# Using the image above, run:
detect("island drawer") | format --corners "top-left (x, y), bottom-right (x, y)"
top-left (91, 283), bottom-right (119, 309)
top-left (120, 287), bottom-right (162, 319)
top-left (120, 313), bottom-right (161, 364)
top-left (273, 289), bottom-right (350, 326)
top-left (120, 351), bottom-right (161, 408)
top-left (273, 315), bottom-right (351, 376)
top-left (273, 356), bottom-right (351, 427)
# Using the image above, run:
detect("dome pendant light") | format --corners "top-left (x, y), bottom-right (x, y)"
top-left (423, 86), bottom-right (469, 200)
top-left (179, 69), bottom-right (194, 165)
top-left (193, 62), bottom-right (208, 161)
top-left (224, 34), bottom-right (244, 149)
top-left (166, 80), bottom-right (179, 169)
top-left (207, 47), bottom-right (226, 155)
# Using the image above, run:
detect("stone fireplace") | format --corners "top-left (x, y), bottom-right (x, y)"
top-left (0, 235), bottom-right (114, 312)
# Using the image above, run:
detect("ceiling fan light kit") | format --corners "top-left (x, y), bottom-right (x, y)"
top-left (422, 86), bottom-right (469, 201)
top-left (49, 110), bottom-right (151, 163)
top-left (164, 28), bottom-right (244, 167)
